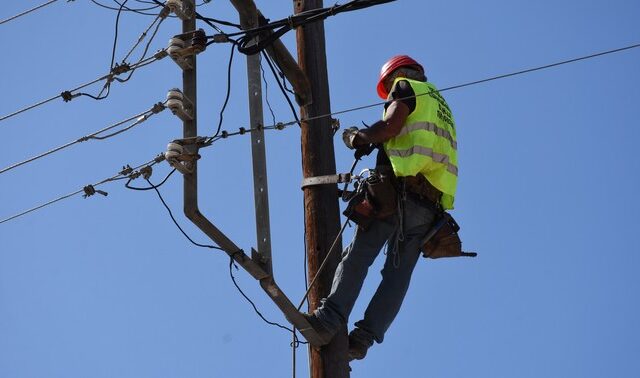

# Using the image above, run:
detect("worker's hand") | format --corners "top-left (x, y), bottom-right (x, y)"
top-left (354, 144), bottom-right (375, 159)
top-left (342, 127), bottom-right (360, 150)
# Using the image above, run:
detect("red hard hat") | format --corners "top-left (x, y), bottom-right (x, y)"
top-left (376, 55), bottom-right (424, 99)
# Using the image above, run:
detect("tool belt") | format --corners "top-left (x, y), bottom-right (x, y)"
top-left (398, 173), bottom-right (442, 207)
top-left (343, 168), bottom-right (397, 230)
top-left (421, 212), bottom-right (477, 259)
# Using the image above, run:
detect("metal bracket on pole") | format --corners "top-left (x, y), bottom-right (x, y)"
top-left (172, 0), bottom-right (325, 348)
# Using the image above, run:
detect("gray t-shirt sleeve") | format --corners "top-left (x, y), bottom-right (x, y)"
top-left (385, 79), bottom-right (416, 113)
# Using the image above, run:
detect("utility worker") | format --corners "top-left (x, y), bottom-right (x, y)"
top-left (303, 55), bottom-right (459, 361)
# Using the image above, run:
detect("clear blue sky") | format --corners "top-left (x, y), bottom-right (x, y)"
top-left (1, 1), bottom-right (639, 377)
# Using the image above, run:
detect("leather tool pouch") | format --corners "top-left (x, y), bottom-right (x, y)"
top-left (343, 170), bottom-right (398, 230)
top-left (422, 212), bottom-right (477, 259)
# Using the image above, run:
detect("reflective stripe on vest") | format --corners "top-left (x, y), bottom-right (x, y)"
top-left (383, 78), bottom-right (458, 209)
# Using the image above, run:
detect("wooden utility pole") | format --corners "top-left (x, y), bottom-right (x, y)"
top-left (295, 1), bottom-right (350, 377)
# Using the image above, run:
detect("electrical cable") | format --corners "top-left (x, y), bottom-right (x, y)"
top-left (260, 55), bottom-right (277, 127)
top-left (261, 51), bottom-right (301, 126)
top-left (125, 168), bottom-right (176, 190)
top-left (205, 0), bottom-right (396, 55)
top-left (0, 103), bottom-right (165, 176)
top-left (207, 44), bottom-right (235, 141)
top-left (0, 156), bottom-right (164, 225)
top-left (0, 0), bottom-right (61, 26)
top-left (112, 0), bottom-right (158, 11)
top-left (228, 255), bottom-right (306, 348)
top-left (0, 50), bottom-right (167, 124)
top-left (90, 0), bottom-right (161, 16)
top-left (199, 41), bottom-right (640, 144)
top-left (144, 177), bottom-right (223, 250)
top-left (116, 14), bottom-right (166, 83)
top-left (121, 12), bottom-right (163, 63)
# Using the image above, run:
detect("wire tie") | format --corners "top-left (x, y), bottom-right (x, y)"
top-left (151, 102), bottom-right (166, 113)
top-left (112, 62), bottom-right (131, 75)
top-left (287, 15), bottom-right (295, 29)
top-left (120, 165), bottom-right (133, 176)
top-left (83, 185), bottom-right (108, 198)
top-left (154, 49), bottom-right (169, 60)
top-left (60, 91), bottom-right (78, 102)
top-left (154, 153), bottom-right (166, 163)
top-left (221, 131), bottom-right (229, 138)
top-left (239, 127), bottom-right (246, 135)
top-left (140, 166), bottom-right (153, 180)
top-left (212, 34), bottom-right (230, 43)
top-left (256, 123), bottom-right (263, 131)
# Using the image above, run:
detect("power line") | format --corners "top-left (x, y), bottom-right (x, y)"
top-left (0, 155), bottom-right (165, 225)
top-left (199, 41), bottom-right (640, 142)
top-left (0, 50), bottom-right (167, 124)
top-left (0, 0), bottom-right (62, 26)
top-left (0, 102), bottom-right (166, 176)
top-left (204, 0), bottom-right (396, 55)
top-left (143, 177), bottom-right (223, 250)
top-left (1, 3), bottom-right (168, 124)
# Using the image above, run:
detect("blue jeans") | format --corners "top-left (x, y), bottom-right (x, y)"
top-left (314, 194), bottom-right (437, 344)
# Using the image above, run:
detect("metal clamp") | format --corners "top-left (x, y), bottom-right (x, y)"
top-left (301, 173), bottom-right (352, 189)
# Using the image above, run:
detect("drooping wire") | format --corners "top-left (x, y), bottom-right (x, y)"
top-left (0, 103), bottom-right (165, 176)
top-left (207, 44), bottom-right (236, 142)
top-left (0, 156), bottom-right (165, 225)
top-left (144, 177), bottom-right (223, 250)
top-left (125, 168), bottom-right (176, 190)
top-left (261, 51), bottom-right (301, 126)
top-left (0, 0), bottom-right (61, 26)
top-left (90, 0), bottom-right (161, 16)
top-left (0, 47), bottom-right (168, 124)
top-left (259, 55), bottom-right (277, 127)
top-left (228, 254), bottom-right (306, 347)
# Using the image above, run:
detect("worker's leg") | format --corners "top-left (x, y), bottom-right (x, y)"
top-left (353, 196), bottom-right (436, 344)
top-left (313, 217), bottom-right (397, 334)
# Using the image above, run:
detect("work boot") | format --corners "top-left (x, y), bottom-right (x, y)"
top-left (301, 312), bottom-right (335, 347)
top-left (348, 328), bottom-right (374, 361)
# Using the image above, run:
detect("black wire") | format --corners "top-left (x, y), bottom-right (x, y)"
top-left (261, 51), bottom-right (300, 126)
top-left (116, 16), bottom-right (165, 83)
top-left (77, 82), bottom-right (112, 101)
top-left (210, 44), bottom-right (235, 140)
top-left (260, 56), bottom-right (277, 126)
top-left (112, 0), bottom-right (158, 11)
top-left (90, 0), bottom-right (161, 16)
top-left (228, 256), bottom-right (306, 346)
top-left (146, 177), bottom-right (223, 250)
top-left (125, 168), bottom-right (176, 190)
top-left (221, 0), bottom-right (396, 55)
top-left (109, 0), bottom-right (127, 71)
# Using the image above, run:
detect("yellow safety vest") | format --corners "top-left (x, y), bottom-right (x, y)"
top-left (383, 78), bottom-right (458, 209)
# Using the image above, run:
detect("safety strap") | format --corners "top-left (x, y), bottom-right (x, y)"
top-left (300, 173), bottom-right (352, 189)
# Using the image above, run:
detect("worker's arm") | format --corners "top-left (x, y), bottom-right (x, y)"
top-left (352, 100), bottom-right (411, 146)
